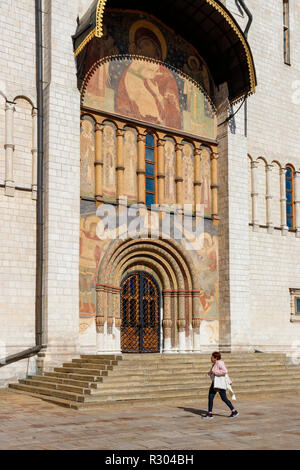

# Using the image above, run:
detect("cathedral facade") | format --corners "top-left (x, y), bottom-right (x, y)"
top-left (1, 0), bottom-right (300, 385)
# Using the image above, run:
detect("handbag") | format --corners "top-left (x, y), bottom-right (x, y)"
top-left (213, 375), bottom-right (227, 390)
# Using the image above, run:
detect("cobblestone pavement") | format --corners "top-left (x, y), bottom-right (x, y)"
top-left (0, 390), bottom-right (299, 450)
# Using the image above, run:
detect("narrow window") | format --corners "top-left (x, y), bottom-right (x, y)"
top-left (286, 165), bottom-right (295, 229)
top-left (145, 133), bottom-right (156, 207)
top-left (283, 0), bottom-right (291, 65)
top-left (296, 298), bottom-right (300, 315)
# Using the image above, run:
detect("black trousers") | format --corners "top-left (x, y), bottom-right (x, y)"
top-left (208, 383), bottom-right (234, 413)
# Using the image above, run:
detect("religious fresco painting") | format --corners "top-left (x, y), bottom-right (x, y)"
top-left (79, 10), bottom-right (219, 343)
top-left (82, 11), bottom-right (216, 140)
top-left (79, 203), bottom-right (219, 339)
top-left (123, 127), bottom-right (138, 202)
top-left (80, 116), bottom-right (95, 199)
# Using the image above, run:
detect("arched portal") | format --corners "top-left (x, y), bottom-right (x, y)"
top-left (121, 271), bottom-right (161, 353)
top-left (96, 237), bottom-right (202, 354)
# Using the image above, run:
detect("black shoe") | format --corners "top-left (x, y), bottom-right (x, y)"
top-left (202, 413), bottom-right (214, 419)
top-left (229, 410), bottom-right (239, 418)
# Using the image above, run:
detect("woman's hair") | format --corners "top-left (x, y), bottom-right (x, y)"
top-left (212, 351), bottom-right (221, 360)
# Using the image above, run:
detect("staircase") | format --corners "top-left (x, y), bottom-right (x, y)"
top-left (9, 353), bottom-right (300, 409)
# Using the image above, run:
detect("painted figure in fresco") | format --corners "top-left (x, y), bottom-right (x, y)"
top-left (123, 129), bottom-right (138, 200)
top-left (79, 218), bottom-right (103, 315)
top-left (183, 143), bottom-right (194, 206)
top-left (103, 124), bottom-right (116, 197)
top-left (83, 25), bottom-right (119, 110)
top-left (164, 140), bottom-right (176, 203)
top-left (201, 150), bottom-right (211, 215)
top-left (198, 234), bottom-right (218, 317)
top-left (116, 25), bottom-right (181, 129)
top-left (80, 118), bottom-right (95, 197)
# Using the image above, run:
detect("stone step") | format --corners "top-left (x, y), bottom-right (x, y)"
top-left (29, 374), bottom-right (98, 389)
top-left (99, 367), bottom-right (300, 382)
top-left (117, 359), bottom-right (287, 368)
top-left (10, 383), bottom-right (300, 411)
top-left (121, 354), bottom-right (287, 362)
top-left (72, 358), bottom-right (119, 366)
top-left (107, 363), bottom-right (291, 375)
top-left (45, 371), bottom-right (105, 382)
top-left (9, 383), bottom-right (86, 402)
top-left (80, 354), bottom-right (123, 361)
top-left (19, 378), bottom-right (92, 395)
top-left (62, 362), bottom-right (114, 371)
top-left (54, 367), bottom-right (105, 376)
top-left (98, 374), bottom-right (300, 390)
top-left (84, 382), bottom-right (300, 403)
top-left (90, 376), bottom-right (300, 396)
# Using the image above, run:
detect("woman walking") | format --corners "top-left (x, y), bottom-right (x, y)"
top-left (203, 351), bottom-right (239, 419)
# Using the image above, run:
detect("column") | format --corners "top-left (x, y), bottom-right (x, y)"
top-left (4, 101), bottom-right (15, 197)
top-left (251, 161), bottom-right (259, 231)
top-left (294, 170), bottom-right (300, 238)
top-left (31, 108), bottom-right (38, 200)
top-left (175, 142), bottom-right (183, 211)
top-left (162, 292), bottom-right (172, 352)
top-left (194, 147), bottom-right (201, 214)
top-left (94, 122), bottom-right (104, 206)
top-left (116, 128), bottom-right (125, 203)
top-left (210, 151), bottom-right (219, 226)
top-left (192, 290), bottom-right (201, 352)
top-left (137, 133), bottom-right (146, 205)
top-left (157, 138), bottom-right (166, 207)
top-left (280, 167), bottom-right (288, 235)
top-left (266, 164), bottom-right (274, 233)
top-left (177, 292), bottom-right (186, 352)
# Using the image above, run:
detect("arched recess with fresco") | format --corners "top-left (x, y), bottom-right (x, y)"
top-left (75, 1), bottom-right (256, 351)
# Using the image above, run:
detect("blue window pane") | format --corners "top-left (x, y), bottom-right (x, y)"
top-left (146, 162), bottom-right (155, 177)
top-left (286, 180), bottom-right (292, 190)
top-left (286, 167), bottom-right (292, 178)
top-left (287, 216), bottom-right (293, 228)
top-left (146, 193), bottom-right (155, 206)
top-left (286, 192), bottom-right (292, 203)
top-left (296, 299), bottom-right (300, 314)
top-left (286, 205), bottom-right (293, 216)
top-left (146, 178), bottom-right (155, 192)
top-left (145, 147), bottom-right (155, 162)
top-left (146, 134), bottom-right (154, 147)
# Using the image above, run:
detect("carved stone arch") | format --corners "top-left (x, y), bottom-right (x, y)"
top-left (13, 95), bottom-right (35, 109)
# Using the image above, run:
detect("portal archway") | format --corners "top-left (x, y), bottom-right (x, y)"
top-left (96, 237), bottom-right (201, 353)
top-left (120, 271), bottom-right (161, 353)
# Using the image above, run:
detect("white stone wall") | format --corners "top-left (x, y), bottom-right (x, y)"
top-left (0, 0), bottom-right (94, 385)
top-left (226, 0), bottom-right (300, 351)
top-left (0, 0), bottom-right (37, 384)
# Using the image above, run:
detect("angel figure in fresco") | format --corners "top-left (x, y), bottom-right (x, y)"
top-left (80, 119), bottom-right (95, 196)
top-left (201, 150), bottom-right (211, 215)
top-left (164, 140), bottom-right (175, 203)
top-left (198, 234), bottom-right (218, 317)
top-left (79, 217), bottom-right (103, 315)
top-left (116, 24), bottom-right (181, 129)
top-left (83, 26), bottom-right (119, 110)
top-left (124, 130), bottom-right (138, 200)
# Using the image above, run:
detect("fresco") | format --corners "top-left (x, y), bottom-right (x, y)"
top-left (182, 142), bottom-right (194, 207)
top-left (79, 212), bottom-right (110, 322)
top-left (198, 232), bottom-right (219, 320)
top-left (102, 121), bottom-right (117, 201)
top-left (164, 138), bottom-right (176, 205)
top-left (123, 127), bottom-right (138, 202)
top-left (82, 12), bottom-right (216, 140)
top-left (80, 116), bottom-right (95, 198)
top-left (201, 148), bottom-right (211, 217)
top-left (80, 204), bottom-right (219, 332)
